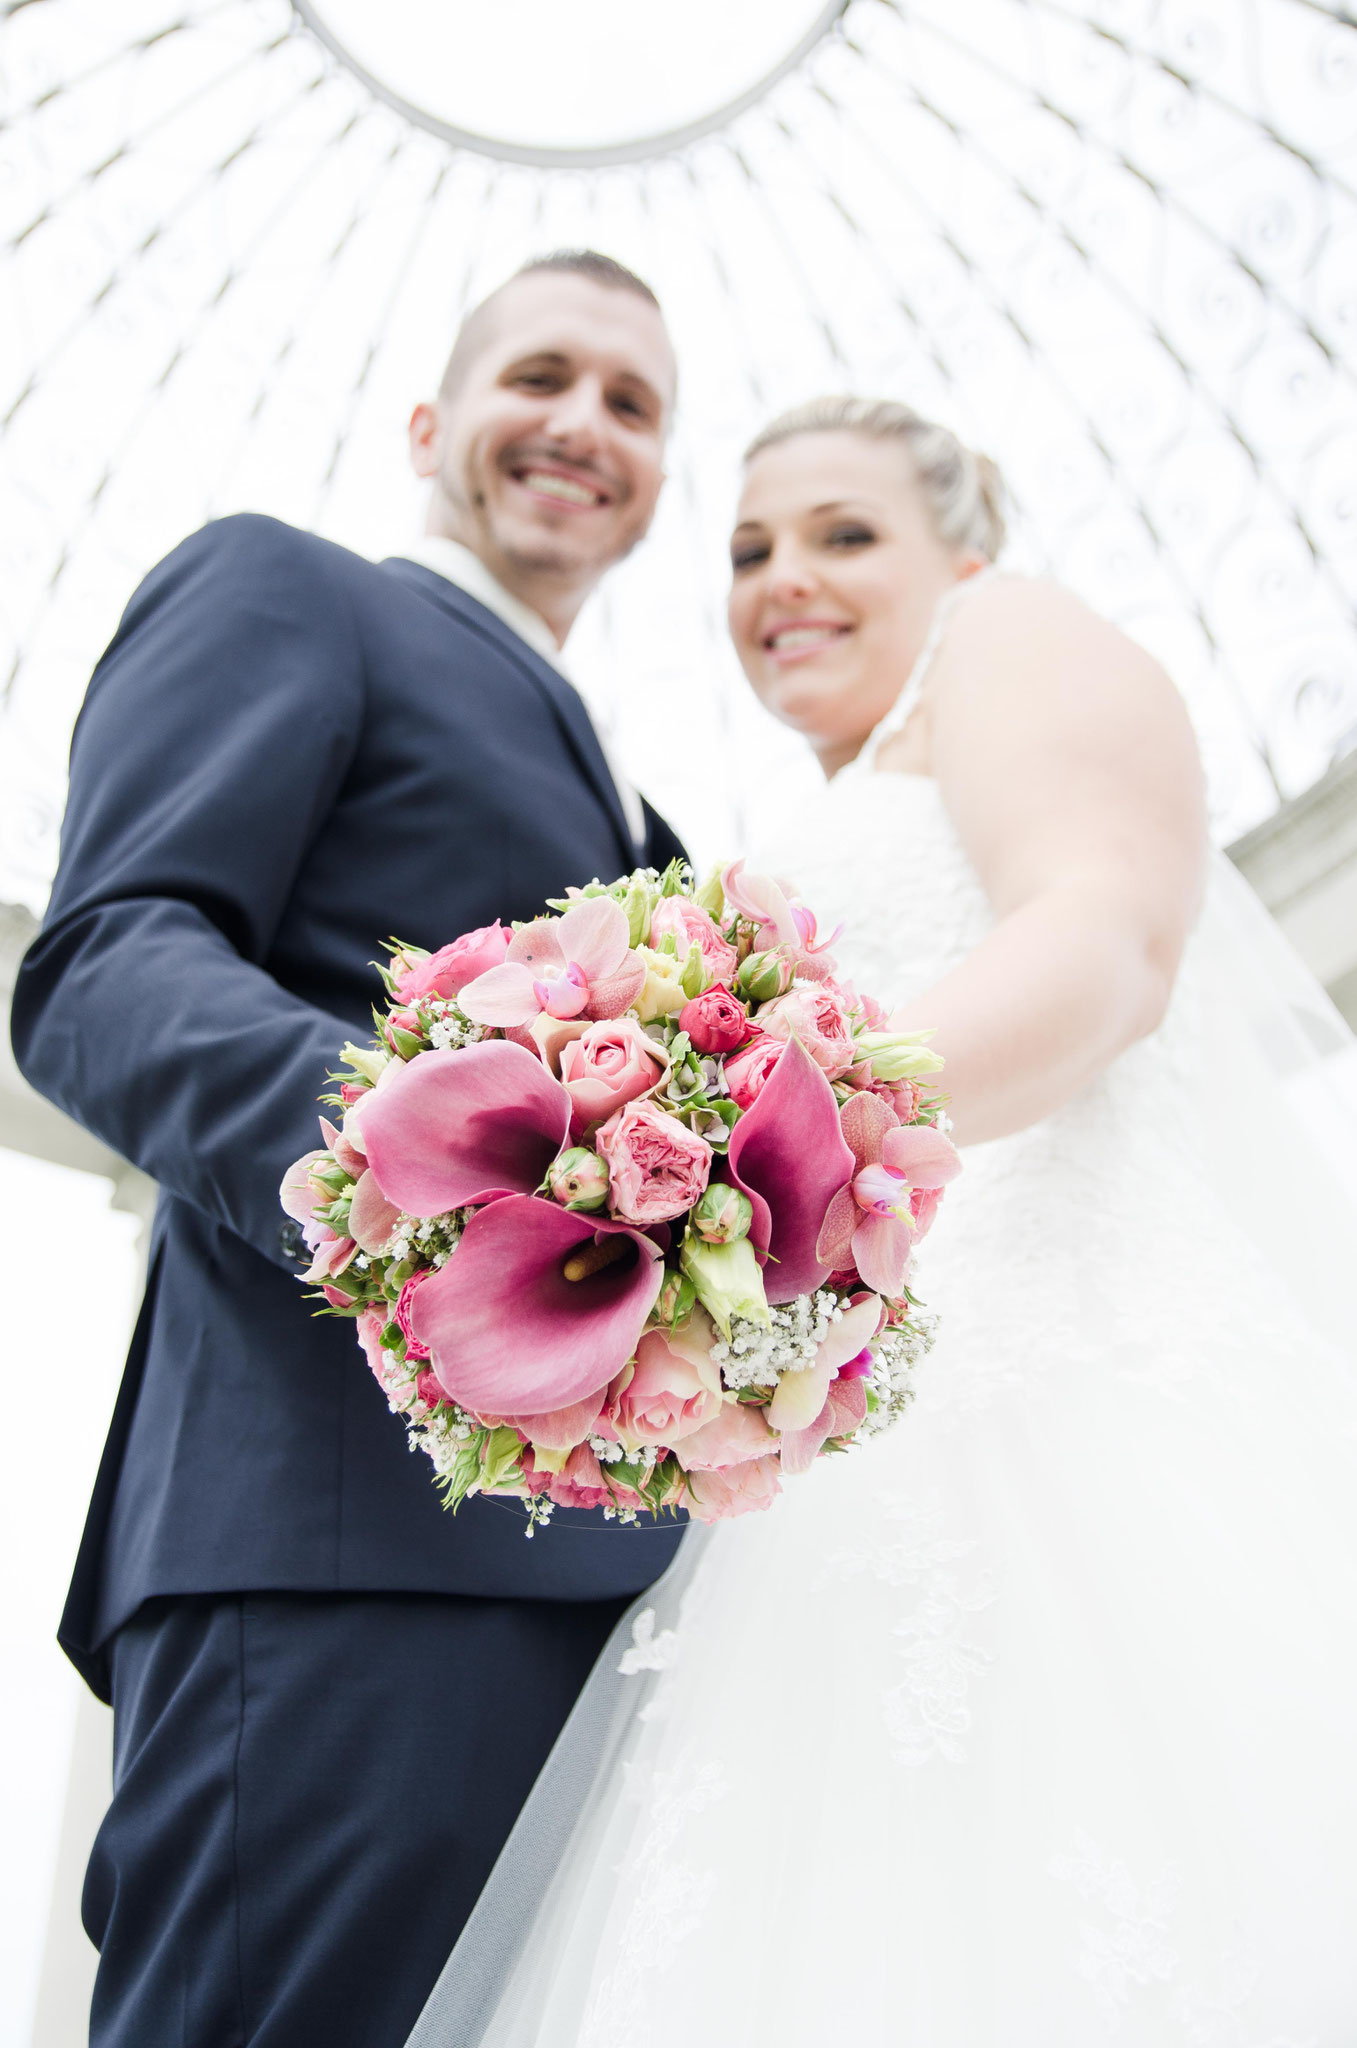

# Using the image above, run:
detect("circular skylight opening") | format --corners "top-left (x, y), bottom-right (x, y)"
top-left (292, 0), bottom-right (849, 166)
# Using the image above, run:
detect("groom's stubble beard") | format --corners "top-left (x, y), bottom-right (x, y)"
top-left (449, 446), bottom-right (651, 594)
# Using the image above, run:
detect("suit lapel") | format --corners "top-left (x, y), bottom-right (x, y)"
top-left (382, 560), bottom-right (635, 873)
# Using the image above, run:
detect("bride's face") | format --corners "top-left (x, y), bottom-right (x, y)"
top-left (728, 432), bottom-right (977, 768)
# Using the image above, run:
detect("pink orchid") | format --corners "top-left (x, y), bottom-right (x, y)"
top-left (359, 1041), bottom-right (572, 1215)
top-left (776, 1372), bottom-right (871, 1477)
top-left (815, 1094), bottom-right (962, 1296)
top-left (346, 1169), bottom-right (402, 1256)
top-left (725, 1037), bottom-right (856, 1303)
top-left (458, 898), bottom-right (644, 1028)
top-left (765, 1293), bottom-right (882, 1470)
top-left (406, 1196), bottom-right (664, 1413)
top-left (720, 861), bottom-right (841, 977)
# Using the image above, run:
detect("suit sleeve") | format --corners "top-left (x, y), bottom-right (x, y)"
top-left (11, 516), bottom-right (366, 1270)
top-left (641, 797), bottom-right (689, 875)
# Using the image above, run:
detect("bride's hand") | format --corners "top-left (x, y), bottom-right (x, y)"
top-left (887, 576), bottom-right (1207, 1145)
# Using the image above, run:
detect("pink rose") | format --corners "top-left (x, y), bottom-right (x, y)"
top-left (610, 1311), bottom-right (723, 1449)
top-left (678, 983), bottom-right (751, 1057)
top-left (558, 1016), bottom-right (666, 1130)
top-left (675, 1396), bottom-right (776, 1470)
top-left (395, 1272), bottom-right (433, 1362)
top-left (649, 899), bottom-right (738, 987)
top-left (596, 1100), bottom-right (713, 1225)
top-left (756, 984), bottom-right (857, 1080)
top-left (722, 1032), bottom-right (784, 1111)
top-left (682, 1453), bottom-right (782, 1523)
top-left (394, 923), bottom-right (512, 1002)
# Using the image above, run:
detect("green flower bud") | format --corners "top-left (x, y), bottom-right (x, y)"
top-left (679, 942), bottom-right (706, 1000)
top-left (680, 1231), bottom-right (770, 1340)
top-left (691, 1184), bottom-right (754, 1246)
top-left (654, 1269), bottom-right (697, 1328)
top-left (340, 1041), bottom-right (390, 1085)
top-left (736, 950), bottom-right (792, 1003)
top-left (547, 1147), bottom-right (610, 1212)
top-left (622, 876), bottom-right (655, 949)
top-left (855, 1030), bottom-right (946, 1081)
top-left (693, 866), bottom-right (726, 920)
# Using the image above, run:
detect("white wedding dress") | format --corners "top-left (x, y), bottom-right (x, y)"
top-left (429, 589), bottom-right (1357, 2047)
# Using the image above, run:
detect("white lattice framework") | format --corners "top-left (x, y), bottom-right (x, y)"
top-left (1, 0), bottom-right (1355, 894)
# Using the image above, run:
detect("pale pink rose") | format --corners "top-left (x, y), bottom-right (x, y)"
top-left (649, 898), bottom-right (738, 987)
top-left (722, 1032), bottom-right (784, 1111)
top-left (610, 1311), bottom-right (723, 1449)
top-left (558, 1016), bottom-right (667, 1130)
top-left (394, 923), bottom-right (512, 1002)
top-left (596, 1100), bottom-right (713, 1225)
top-left (756, 984), bottom-right (857, 1080)
top-left (675, 1397), bottom-right (776, 1470)
top-left (682, 1453), bottom-right (782, 1523)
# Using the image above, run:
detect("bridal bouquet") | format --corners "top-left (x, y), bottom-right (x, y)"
top-left (280, 861), bottom-right (958, 1529)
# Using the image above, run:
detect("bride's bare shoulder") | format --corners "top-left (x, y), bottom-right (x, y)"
top-left (939, 571), bottom-right (1181, 713)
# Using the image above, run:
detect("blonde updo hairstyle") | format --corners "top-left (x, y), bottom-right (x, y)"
top-left (743, 396), bottom-right (1008, 564)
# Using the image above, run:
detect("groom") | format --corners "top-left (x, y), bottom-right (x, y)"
top-left (12, 250), bottom-right (686, 2045)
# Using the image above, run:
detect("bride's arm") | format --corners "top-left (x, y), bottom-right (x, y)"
top-left (885, 577), bottom-right (1207, 1146)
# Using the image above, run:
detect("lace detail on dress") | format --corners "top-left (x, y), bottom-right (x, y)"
top-left (1047, 1835), bottom-right (1321, 2045)
top-left (815, 1490), bottom-right (998, 1766)
top-left (578, 1756), bottom-right (728, 2048)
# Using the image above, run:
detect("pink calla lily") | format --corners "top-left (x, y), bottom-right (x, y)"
top-left (459, 897), bottom-right (637, 1028)
top-left (725, 1037), bottom-right (856, 1302)
top-left (408, 1195), bottom-right (664, 1413)
top-left (816, 1094), bottom-right (962, 1295)
top-left (359, 1041), bottom-right (571, 1216)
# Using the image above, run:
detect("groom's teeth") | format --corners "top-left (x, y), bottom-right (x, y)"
top-left (521, 471), bottom-right (603, 506)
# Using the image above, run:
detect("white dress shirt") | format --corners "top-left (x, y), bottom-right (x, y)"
top-left (398, 535), bottom-right (646, 854)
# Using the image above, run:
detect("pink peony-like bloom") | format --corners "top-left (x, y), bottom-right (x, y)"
top-left (722, 1032), bottom-right (784, 1111)
top-left (395, 1271), bottom-right (433, 1362)
top-left (648, 898), bottom-right (738, 987)
top-left (610, 1309), bottom-right (723, 1449)
top-left (682, 1453), bottom-right (782, 1523)
top-left (678, 983), bottom-right (750, 1057)
top-left (393, 923), bottom-right (512, 1003)
top-left (756, 983), bottom-right (857, 1081)
top-left (546, 1442), bottom-right (614, 1512)
top-left (459, 898), bottom-right (643, 1028)
top-left (595, 1099), bottom-right (713, 1225)
top-left (674, 1395), bottom-right (776, 1471)
top-left (815, 1093), bottom-right (962, 1297)
top-left (558, 1016), bottom-right (666, 1131)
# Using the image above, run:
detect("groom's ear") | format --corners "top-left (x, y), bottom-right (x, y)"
top-left (408, 401), bottom-right (441, 479)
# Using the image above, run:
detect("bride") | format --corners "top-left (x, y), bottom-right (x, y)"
top-left (419, 400), bottom-right (1357, 2044)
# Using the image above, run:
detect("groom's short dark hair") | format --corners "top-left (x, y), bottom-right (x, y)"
top-left (437, 249), bottom-right (663, 399)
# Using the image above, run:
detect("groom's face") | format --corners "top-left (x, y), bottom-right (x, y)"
top-left (415, 272), bottom-right (674, 601)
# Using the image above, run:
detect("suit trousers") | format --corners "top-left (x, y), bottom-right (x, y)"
top-left (85, 1587), bottom-right (628, 2046)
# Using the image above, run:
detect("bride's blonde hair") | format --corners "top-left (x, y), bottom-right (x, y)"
top-left (744, 397), bottom-right (1007, 563)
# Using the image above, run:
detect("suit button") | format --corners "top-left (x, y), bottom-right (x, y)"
top-left (278, 1219), bottom-right (304, 1262)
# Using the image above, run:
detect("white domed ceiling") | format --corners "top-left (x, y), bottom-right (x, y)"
top-left (1, 0), bottom-right (1354, 893)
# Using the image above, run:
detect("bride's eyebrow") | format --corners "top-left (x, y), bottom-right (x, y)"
top-left (809, 499), bottom-right (882, 516)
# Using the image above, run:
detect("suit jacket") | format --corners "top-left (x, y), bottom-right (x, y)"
top-left (11, 515), bottom-right (688, 1698)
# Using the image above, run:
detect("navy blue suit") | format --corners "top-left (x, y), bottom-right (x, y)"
top-left (12, 515), bottom-right (686, 2043)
